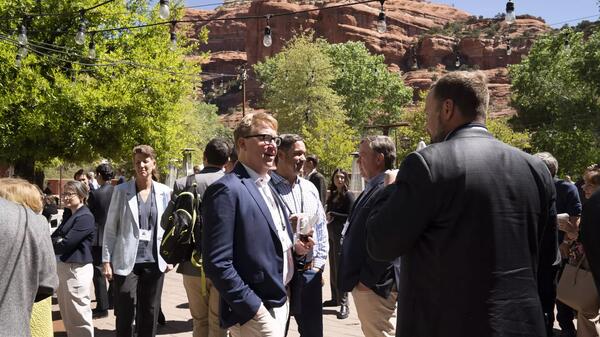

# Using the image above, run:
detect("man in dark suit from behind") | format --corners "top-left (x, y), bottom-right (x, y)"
top-left (87, 163), bottom-right (115, 318)
top-left (174, 137), bottom-right (230, 337)
top-left (366, 71), bottom-right (557, 337)
top-left (338, 135), bottom-right (399, 337)
top-left (304, 155), bottom-right (327, 206)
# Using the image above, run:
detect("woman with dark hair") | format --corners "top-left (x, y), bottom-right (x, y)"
top-left (576, 164), bottom-right (600, 337)
top-left (323, 168), bottom-right (355, 319)
top-left (102, 144), bottom-right (172, 337)
top-left (51, 180), bottom-right (95, 337)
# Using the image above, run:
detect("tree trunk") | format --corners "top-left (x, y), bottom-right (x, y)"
top-left (14, 159), bottom-right (45, 188)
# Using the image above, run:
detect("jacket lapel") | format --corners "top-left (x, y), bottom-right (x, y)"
top-left (126, 181), bottom-right (140, 228)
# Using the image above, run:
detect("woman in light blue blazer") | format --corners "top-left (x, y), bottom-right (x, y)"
top-left (102, 144), bottom-right (172, 337)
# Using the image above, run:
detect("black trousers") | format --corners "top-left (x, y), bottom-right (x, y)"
top-left (327, 220), bottom-right (348, 306)
top-left (92, 247), bottom-right (111, 311)
top-left (113, 263), bottom-right (164, 337)
top-left (538, 264), bottom-right (559, 337)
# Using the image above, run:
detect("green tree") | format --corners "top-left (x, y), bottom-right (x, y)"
top-left (254, 32), bottom-right (346, 134)
top-left (0, 0), bottom-right (220, 180)
top-left (510, 29), bottom-right (600, 176)
top-left (325, 41), bottom-right (413, 128)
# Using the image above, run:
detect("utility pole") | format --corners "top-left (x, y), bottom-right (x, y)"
top-left (241, 65), bottom-right (248, 117)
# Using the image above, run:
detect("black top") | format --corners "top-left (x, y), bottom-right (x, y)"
top-left (580, 189), bottom-right (600, 293)
top-left (88, 183), bottom-right (115, 247)
top-left (136, 187), bottom-right (157, 263)
top-left (326, 190), bottom-right (355, 224)
top-left (554, 178), bottom-right (582, 242)
top-left (52, 206), bottom-right (95, 264)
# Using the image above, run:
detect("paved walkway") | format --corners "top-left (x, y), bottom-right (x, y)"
top-left (52, 267), bottom-right (365, 336)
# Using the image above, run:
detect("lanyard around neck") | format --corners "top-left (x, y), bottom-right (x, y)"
top-left (136, 184), bottom-right (155, 229)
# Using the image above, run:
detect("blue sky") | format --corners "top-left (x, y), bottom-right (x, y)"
top-left (185, 0), bottom-right (600, 27)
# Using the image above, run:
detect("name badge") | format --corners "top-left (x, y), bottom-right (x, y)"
top-left (139, 229), bottom-right (152, 242)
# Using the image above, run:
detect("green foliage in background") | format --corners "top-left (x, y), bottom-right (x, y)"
top-left (0, 0), bottom-right (223, 179)
top-left (510, 28), bottom-right (600, 177)
top-left (254, 32), bottom-right (413, 175)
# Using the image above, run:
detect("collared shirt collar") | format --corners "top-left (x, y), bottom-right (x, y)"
top-left (444, 122), bottom-right (488, 141)
top-left (365, 172), bottom-right (385, 190)
top-left (307, 169), bottom-right (317, 177)
top-left (242, 163), bottom-right (271, 186)
top-left (271, 171), bottom-right (299, 187)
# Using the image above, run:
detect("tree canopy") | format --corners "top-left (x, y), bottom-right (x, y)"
top-left (0, 0), bottom-right (224, 179)
top-left (254, 32), bottom-right (413, 175)
top-left (510, 28), bottom-right (600, 177)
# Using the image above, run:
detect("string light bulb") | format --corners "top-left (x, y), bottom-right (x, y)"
top-left (17, 41), bottom-right (28, 58)
top-left (15, 54), bottom-right (22, 68)
top-left (505, 0), bottom-right (516, 24)
top-left (455, 55), bottom-right (461, 68)
top-left (506, 39), bottom-right (512, 56)
top-left (88, 36), bottom-right (96, 59)
top-left (169, 32), bottom-right (177, 51)
top-left (159, 0), bottom-right (170, 20)
top-left (263, 16), bottom-right (272, 47)
top-left (75, 13), bottom-right (86, 45)
top-left (376, 0), bottom-right (386, 33)
top-left (18, 24), bottom-right (28, 45)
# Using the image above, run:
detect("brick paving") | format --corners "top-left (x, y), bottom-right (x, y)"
top-left (52, 267), bottom-right (364, 336)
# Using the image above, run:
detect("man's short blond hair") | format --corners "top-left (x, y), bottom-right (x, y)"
top-left (233, 112), bottom-right (278, 147)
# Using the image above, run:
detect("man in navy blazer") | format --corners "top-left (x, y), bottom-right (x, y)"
top-left (338, 136), bottom-right (399, 337)
top-left (202, 112), bottom-right (308, 337)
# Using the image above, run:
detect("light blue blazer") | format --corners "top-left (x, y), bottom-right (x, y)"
top-left (102, 180), bottom-right (171, 276)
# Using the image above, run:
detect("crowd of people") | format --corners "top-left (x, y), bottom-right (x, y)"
top-left (1, 71), bottom-right (600, 337)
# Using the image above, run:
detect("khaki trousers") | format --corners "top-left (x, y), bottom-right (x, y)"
top-left (577, 310), bottom-right (600, 337)
top-left (229, 302), bottom-right (289, 337)
top-left (56, 261), bottom-right (94, 337)
top-left (352, 286), bottom-right (397, 337)
top-left (183, 274), bottom-right (227, 337)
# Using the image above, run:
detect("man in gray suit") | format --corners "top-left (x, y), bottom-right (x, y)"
top-left (174, 137), bottom-right (231, 337)
top-left (367, 71), bottom-right (557, 337)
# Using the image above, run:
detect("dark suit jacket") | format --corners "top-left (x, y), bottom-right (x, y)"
top-left (88, 183), bottom-right (114, 249)
top-left (580, 189), bottom-right (600, 292)
top-left (366, 125), bottom-right (556, 337)
top-left (202, 163), bottom-right (293, 328)
top-left (308, 171), bottom-right (327, 206)
top-left (338, 174), bottom-right (397, 298)
top-left (52, 206), bottom-right (95, 264)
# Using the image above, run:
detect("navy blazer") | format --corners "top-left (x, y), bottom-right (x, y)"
top-left (201, 163), bottom-right (293, 328)
top-left (52, 206), bottom-right (95, 264)
top-left (338, 175), bottom-right (397, 297)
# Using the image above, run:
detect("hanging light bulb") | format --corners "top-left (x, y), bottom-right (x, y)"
top-left (88, 40), bottom-right (96, 59)
top-left (15, 54), bottom-right (22, 68)
top-left (505, 0), bottom-right (516, 24)
top-left (263, 16), bottom-right (272, 47)
top-left (159, 0), bottom-right (170, 20)
top-left (506, 45), bottom-right (512, 56)
top-left (18, 42), bottom-right (28, 58)
top-left (411, 57), bottom-right (418, 70)
top-left (376, 0), bottom-right (386, 33)
top-left (18, 24), bottom-right (28, 45)
top-left (169, 32), bottom-right (177, 51)
top-left (75, 14), bottom-right (86, 45)
top-left (455, 55), bottom-right (461, 68)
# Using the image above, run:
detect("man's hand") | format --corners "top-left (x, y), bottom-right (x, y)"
top-left (102, 262), bottom-right (113, 281)
top-left (294, 236), bottom-right (315, 255)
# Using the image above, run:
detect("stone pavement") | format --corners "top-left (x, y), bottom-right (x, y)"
top-left (52, 267), bottom-right (365, 336)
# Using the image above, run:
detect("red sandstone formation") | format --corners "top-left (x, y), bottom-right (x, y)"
top-left (183, 0), bottom-right (551, 119)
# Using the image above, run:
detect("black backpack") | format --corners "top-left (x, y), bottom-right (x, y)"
top-left (160, 175), bottom-right (203, 265)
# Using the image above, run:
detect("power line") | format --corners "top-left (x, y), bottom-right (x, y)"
top-left (548, 14), bottom-right (600, 27)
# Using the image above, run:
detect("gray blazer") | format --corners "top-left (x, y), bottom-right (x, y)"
top-left (102, 180), bottom-right (171, 276)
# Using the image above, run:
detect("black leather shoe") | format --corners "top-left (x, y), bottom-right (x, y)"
top-left (158, 309), bottom-right (166, 326)
top-left (323, 299), bottom-right (338, 307)
top-left (337, 305), bottom-right (349, 319)
top-left (92, 309), bottom-right (108, 319)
